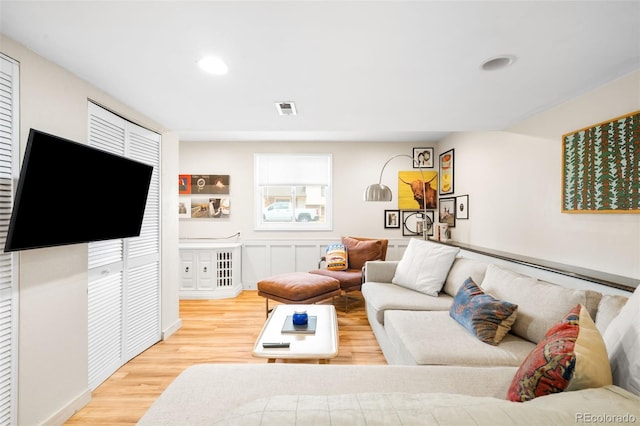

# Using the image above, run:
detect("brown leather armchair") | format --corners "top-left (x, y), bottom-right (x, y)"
top-left (309, 236), bottom-right (388, 311)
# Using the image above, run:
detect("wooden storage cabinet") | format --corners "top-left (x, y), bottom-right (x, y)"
top-left (179, 241), bottom-right (242, 299)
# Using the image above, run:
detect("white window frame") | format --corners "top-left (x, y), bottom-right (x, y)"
top-left (254, 153), bottom-right (332, 231)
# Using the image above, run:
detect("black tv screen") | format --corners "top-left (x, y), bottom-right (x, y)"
top-left (4, 129), bottom-right (154, 252)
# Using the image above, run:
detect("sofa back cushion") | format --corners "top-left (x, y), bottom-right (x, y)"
top-left (603, 286), bottom-right (640, 396)
top-left (443, 257), bottom-right (489, 297)
top-left (594, 294), bottom-right (628, 335)
top-left (481, 264), bottom-right (601, 344)
top-left (391, 239), bottom-right (459, 297)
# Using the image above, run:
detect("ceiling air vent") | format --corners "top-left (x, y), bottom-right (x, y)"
top-left (275, 101), bottom-right (297, 116)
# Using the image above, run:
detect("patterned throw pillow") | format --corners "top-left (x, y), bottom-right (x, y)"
top-left (325, 243), bottom-right (348, 271)
top-left (507, 304), bottom-right (612, 402)
top-left (449, 277), bottom-right (518, 345)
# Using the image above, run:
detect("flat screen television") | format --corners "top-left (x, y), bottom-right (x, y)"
top-left (4, 128), bottom-right (154, 252)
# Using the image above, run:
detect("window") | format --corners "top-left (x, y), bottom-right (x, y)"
top-left (255, 153), bottom-right (332, 230)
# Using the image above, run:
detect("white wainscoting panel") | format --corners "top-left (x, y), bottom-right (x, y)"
top-left (241, 239), bottom-right (408, 290)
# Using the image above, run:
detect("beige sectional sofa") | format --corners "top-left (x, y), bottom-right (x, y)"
top-left (362, 255), bottom-right (605, 367)
top-left (139, 240), bottom-right (640, 425)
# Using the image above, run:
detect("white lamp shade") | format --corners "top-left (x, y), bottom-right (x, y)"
top-left (364, 184), bottom-right (393, 201)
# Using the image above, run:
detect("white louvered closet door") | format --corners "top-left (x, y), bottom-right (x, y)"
top-left (87, 102), bottom-right (161, 390)
top-left (0, 54), bottom-right (19, 426)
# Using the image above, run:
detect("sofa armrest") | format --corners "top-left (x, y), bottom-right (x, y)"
top-left (364, 260), bottom-right (399, 283)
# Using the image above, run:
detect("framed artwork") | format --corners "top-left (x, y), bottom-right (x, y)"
top-left (178, 199), bottom-right (191, 219)
top-left (179, 174), bottom-right (191, 194)
top-left (401, 210), bottom-right (434, 237)
top-left (562, 110), bottom-right (640, 213)
top-left (456, 195), bottom-right (469, 220)
top-left (439, 149), bottom-right (454, 195)
top-left (413, 147), bottom-right (434, 168)
top-left (439, 197), bottom-right (456, 227)
top-left (384, 209), bottom-right (400, 228)
top-left (190, 174), bottom-right (230, 194)
top-left (190, 197), bottom-right (230, 219)
top-left (397, 170), bottom-right (438, 210)
top-left (179, 174), bottom-right (231, 219)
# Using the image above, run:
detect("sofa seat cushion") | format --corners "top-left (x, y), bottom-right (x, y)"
top-left (481, 264), bottom-right (602, 344)
top-left (383, 310), bottom-right (535, 366)
top-left (362, 282), bottom-right (453, 325)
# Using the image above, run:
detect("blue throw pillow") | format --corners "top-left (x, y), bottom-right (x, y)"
top-left (450, 277), bottom-right (518, 345)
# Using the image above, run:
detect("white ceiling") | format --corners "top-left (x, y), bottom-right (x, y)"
top-left (1, 1), bottom-right (639, 143)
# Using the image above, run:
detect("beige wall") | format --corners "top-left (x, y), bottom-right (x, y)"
top-left (180, 72), bottom-right (640, 281)
top-left (0, 35), bottom-right (180, 425)
top-left (179, 141), bottom-right (419, 241)
top-left (441, 71), bottom-right (640, 279)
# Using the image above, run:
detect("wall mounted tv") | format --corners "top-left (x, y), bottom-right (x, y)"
top-left (4, 128), bottom-right (154, 252)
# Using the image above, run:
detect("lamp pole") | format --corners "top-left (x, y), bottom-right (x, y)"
top-left (364, 154), bottom-right (431, 240)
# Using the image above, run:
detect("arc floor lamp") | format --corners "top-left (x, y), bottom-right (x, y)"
top-left (364, 154), bottom-right (431, 240)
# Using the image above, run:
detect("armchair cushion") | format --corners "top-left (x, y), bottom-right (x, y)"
top-left (341, 237), bottom-right (384, 270)
top-left (309, 269), bottom-right (363, 289)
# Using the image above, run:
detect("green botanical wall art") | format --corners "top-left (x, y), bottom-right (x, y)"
top-left (562, 111), bottom-right (639, 213)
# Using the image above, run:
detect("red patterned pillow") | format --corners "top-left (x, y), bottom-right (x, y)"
top-left (506, 304), bottom-right (612, 402)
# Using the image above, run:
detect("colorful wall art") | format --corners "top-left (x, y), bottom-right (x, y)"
top-left (562, 111), bottom-right (639, 213)
top-left (179, 174), bottom-right (230, 219)
top-left (397, 170), bottom-right (438, 210)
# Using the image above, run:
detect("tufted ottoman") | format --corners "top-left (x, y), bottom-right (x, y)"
top-left (257, 272), bottom-right (341, 317)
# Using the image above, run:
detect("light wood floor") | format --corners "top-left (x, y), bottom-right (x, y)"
top-left (65, 290), bottom-right (386, 425)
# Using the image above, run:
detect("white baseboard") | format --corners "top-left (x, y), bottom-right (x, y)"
top-left (40, 388), bottom-right (91, 426)
top-left (162, 318), bottom-right (183, 340)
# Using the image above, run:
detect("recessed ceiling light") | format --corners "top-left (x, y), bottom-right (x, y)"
top-left (198, 56), bottom-right (228, 75)
top-left (481, 55), bottom-right (516, 71)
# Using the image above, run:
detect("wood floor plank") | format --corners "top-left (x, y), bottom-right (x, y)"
top-left (64, 290), bottom-right (386, 425)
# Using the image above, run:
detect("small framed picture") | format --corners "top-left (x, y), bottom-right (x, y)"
top-left (439, 149), bottom-right (454, 195)
top-left (456, 195), bottom-right (469, 220)
top-left (439, 197), bottom-right (456, 227)
top-left (384, 209), bottom-right (400, 228)
top-left (401, 210), bottom-right (434, 236)
top-left (413, 147), bottom-right (434, 168)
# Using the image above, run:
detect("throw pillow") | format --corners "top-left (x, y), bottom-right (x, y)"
top-left (506, 304), bottom-right (612, 402)
top-left (449, 277), bottom-right (518, 345)
top-left (391, 239), bottom-right (459, 296)
top-left (603, 285), bottom-right (639, 396)
top-left (341, 237), bottom-right (383, 270)
top-left (325, 243), bottom-right (348, 271)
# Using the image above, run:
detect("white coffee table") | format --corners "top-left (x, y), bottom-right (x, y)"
top-left (252, 304), bottom-right (338, 363)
